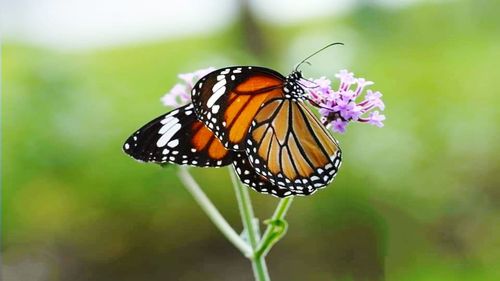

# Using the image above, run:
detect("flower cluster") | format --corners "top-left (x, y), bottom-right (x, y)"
top-left (161, 67), bottom-right (215, 107)
top-left (305, 69), bottom-right (385, 133)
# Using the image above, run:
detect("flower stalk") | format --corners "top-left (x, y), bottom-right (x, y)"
top-left (229, 167), bottom-right (270, 280)
top-left (177, 167), bottom-right (252, 256)
top-left (178, 166), bottom-right (294, 281)
top-left (255, 197), bottom-right (293, 258)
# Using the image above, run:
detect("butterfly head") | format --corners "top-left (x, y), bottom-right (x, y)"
top-left (284, 71), bottom-right (306, 100)
top-left (289, 70), bottom-right (303, 80)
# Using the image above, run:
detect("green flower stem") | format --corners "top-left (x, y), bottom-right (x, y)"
top-left (228, 168), bottom-right (270, 281)
top-left (179, 165), bottom-right (294, 281)
top-left (178, 167), bottom-right (252, 257)
top-left (255, 197), bottom-right (293, 258)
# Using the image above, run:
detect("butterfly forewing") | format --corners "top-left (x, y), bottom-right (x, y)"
top-left (191, 66), bottom-right (286, 150)
top-left (245, 98), bottom-right (342, 196)
top-left (123, 104), bottom-right (233, 167)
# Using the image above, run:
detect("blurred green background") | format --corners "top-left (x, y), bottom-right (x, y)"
top-left (3, 0), bottom-right (500, 280)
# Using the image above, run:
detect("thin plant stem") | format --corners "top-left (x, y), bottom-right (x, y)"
top-left (255, 197), bottom-right (293, 258)
top-left (178, 166), bottom-right (252, 257)
top-left (179, 165), bottom-right (294, 281)
top-left (229, 167), bottom-right (270, 281)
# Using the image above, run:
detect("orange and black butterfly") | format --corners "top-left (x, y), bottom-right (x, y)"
top-left (190, 66), bottom-right (341, 196)
top-left (124, 44), bottom-right (343, 197)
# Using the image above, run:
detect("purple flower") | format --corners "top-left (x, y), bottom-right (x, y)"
top-left (305, 69), bottom-right (385, 133)
top-left (363, 90), bottom-right (385, 110)
top-left (161, 67), bottom-right (215, 107)
top-left (335, 69), bottom-right (356, 86)
top-left (161, 84), bottom-right (189, 107)
top-left (330, 119), bottom-right (349, 133)
top-left (367, 111), bottom-right (386, 127)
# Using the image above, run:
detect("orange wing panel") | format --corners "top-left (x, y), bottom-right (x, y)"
top-left (225, 88), bottom-right (283, 145)
top-left (225, 94), bottom-right (251, 125)
top-left (235, 75), bottom-right (283, 93)
top-left (208, 140), bottom-right (229, 160)
top-left (192, 124), bottom-right (213, 151)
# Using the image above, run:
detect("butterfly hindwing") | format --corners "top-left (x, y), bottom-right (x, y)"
top-left (123, 104), bottom-right (233, 167)
top-left (232, 152), bottom-right (293, 198)
top-left (191, 66), bottom-right (286, 150)
top-left (245, 98), bottom-right (342, 195)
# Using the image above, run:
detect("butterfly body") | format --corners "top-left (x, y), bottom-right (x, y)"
top-left (282, 71), bottom-right (307, 101)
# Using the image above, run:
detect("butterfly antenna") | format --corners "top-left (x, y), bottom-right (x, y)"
top-left (295, 42), bottom-right (344, 72)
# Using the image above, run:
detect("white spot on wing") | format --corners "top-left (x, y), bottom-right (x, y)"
top-left (167, 139), bottom-right (179, 148)
top-left (207, 85), bottom-right (226, 107)
top-left (212, 79), bottom-right (226, 92)
top-left (159, 117), bottom-right (178, 133)
top-left (157, 123), bottom-right (181, 147)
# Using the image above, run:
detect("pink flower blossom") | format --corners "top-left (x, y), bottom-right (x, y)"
top-left (161, 67), bottom-right (215, 107)
top-left (161, 84), bottom-right (189, 107)
top-left (330, 118), bottom-right (348, 133)
top-left (305, 69), bottom-right (385, 133)
top-left (367, 111), bottom-right (386, 127)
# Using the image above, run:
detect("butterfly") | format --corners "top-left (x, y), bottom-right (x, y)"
top-left (190, 65), bottom-right (341, 196)
top-left (124, 43), bottom-right (343, 197)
